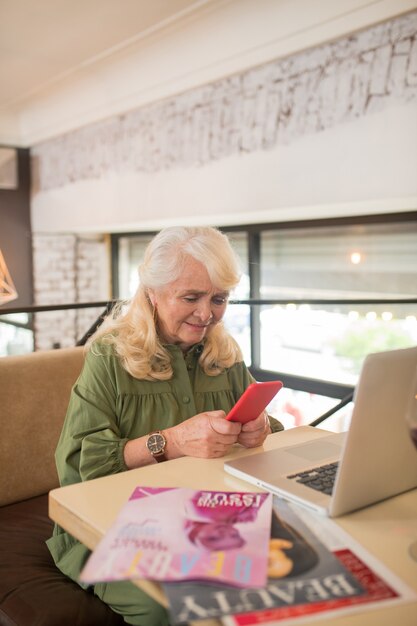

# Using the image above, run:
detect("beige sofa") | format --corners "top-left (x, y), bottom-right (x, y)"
top-left (0, 347), bottom-right (124, 626)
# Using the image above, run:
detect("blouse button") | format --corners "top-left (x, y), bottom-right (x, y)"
top-left (182, 396), bottom-right (190, 404)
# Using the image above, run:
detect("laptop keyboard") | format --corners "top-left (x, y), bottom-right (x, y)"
top-left (287, 461), bottom-right (339, 495)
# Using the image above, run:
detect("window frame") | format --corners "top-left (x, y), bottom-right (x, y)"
top-left (110, 211), bottom-right (417, 401)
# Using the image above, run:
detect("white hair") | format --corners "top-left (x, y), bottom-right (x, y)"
top-left (89, 226), bottom-right (243, 380)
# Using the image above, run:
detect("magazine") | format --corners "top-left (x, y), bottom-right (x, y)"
top-left (79, 486), bottom-right (273, 588)
top-left (162, 497), bottom-right (416, 625)
top-left (162, 497), bottom-right (364, 623)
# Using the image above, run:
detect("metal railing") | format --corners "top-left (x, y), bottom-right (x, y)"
top-left (2, 296), bottom-right (416, 427)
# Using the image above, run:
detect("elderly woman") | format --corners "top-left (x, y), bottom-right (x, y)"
top-left (47, 225), bottom-right (283, 625)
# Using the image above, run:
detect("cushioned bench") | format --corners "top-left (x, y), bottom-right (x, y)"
top-left (0, 347), bottom-right (124, 626)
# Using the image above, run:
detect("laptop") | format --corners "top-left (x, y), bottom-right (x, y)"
top-left (224, 346), bottom-right (417, 517)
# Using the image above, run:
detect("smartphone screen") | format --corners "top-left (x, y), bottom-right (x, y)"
top-left (225, 381), bottom-right (283, 423)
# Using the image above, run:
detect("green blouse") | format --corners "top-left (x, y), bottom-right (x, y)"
top-left (47, 342), bottom-right (283, 584)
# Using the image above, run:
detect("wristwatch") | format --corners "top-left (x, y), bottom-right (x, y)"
top-left (146, 431), bottom-right (167, 463)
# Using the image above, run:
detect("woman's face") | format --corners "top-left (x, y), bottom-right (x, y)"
top-left (193, 522), bottom-right (245, 551)
top-left (149, 256), bottom-right (229, 352)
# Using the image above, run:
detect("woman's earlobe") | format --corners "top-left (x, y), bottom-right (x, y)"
top-left (146, 290), bottom-right (156, 307)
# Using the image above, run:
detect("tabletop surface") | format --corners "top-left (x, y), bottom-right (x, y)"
top-left (49, 426), bottom-right (417, 626)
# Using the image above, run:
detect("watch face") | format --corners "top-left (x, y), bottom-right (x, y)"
top-left (147, 432), bottom-right (165, 455)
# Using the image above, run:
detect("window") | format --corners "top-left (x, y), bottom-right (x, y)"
top-left (115, 234), bottom-right (154, 299)
top-left (258, 220), bottom-right (417, 386)
top-left (0, 313), bottom-right (33, 356)
top-left (221, 231), bottom-right (251, 364)
top-left (112, 214), bottom-right (417, 430)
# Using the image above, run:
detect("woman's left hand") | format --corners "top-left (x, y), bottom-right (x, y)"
top-left (237, 410), bottom-right (271, 448)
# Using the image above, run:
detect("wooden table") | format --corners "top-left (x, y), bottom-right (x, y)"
top-left (49, 427), bottom-right (417, 625)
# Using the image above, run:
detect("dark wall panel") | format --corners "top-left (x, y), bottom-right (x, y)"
top-left (0, 148), bottom-right (33, 308)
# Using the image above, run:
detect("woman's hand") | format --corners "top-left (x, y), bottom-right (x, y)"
top-left (167, 410), bottom-right (242, 459)
top-left (237, 410), bottom-right (271, 448)
top-left (125, 409), bottom-right (269, 469)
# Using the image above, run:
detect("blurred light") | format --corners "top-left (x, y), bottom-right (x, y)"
top-left (381, 311), bottom-right (393, 321)
top-left (405, 315), bottom-right (416, 325)
top-left (350, 251), bottom-right (362, 265)
top-left (366, 311), bottom-right (377, 322)
top-left (348, 310), bottom-right (359, 321)
top-left (286, 303), bottom-right (297, 311)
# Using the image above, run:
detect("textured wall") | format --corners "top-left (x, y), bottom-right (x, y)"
top-left (32, 234), bottom-right (108, 350)
top-left (32, 11), bottom-right (417, 191)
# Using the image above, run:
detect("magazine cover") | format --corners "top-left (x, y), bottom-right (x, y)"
top-left (162, 496), bottom-right (415, 625)
top-left (162, 496), bottom-right (365, 623)
top-left (80, 486), bottom-right (273, 587)
top-left (224, 501), bottom-right (415, 626)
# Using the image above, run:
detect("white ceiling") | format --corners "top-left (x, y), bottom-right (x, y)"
top-left (1, 0), bottom-right (415, 146)
top-left (0, 0), bottom-right (208, 110)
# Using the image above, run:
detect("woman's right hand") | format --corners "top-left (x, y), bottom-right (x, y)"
top-left (167, 411), bottom-right (242, 459)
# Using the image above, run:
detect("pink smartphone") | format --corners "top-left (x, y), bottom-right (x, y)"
top-left (225, 381), bottom-right (283, 423)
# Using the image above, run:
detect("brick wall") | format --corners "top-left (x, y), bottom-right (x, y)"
top-left (32, 11), bottom-right (417, 191)
top-left (32, 234), bottom-right (108, 350)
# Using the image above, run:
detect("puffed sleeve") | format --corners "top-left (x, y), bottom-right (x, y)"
top-left (268, 414), bottom-right (284, 432)
top-left (55, 348), bottom-right (129, 486)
